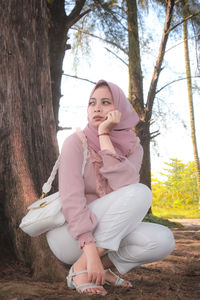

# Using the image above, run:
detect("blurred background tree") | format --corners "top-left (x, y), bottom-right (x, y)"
top-left (152, 158), bottom-right (199, 218)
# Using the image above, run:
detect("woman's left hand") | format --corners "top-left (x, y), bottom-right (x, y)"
top-left (83, 243), bottom-right (105, 285)
top-left (98, 110), bottom-right (121, 134)
top-left (87, 255), bottom-right (105, 285)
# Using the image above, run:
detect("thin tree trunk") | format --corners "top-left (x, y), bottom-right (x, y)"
top-left (126, 0), bottom-right (144, 115)
top-left (48, 0), bottom-right (69, 128)
top-left (140, 0), bottom-right (175, 189)
top-left (145, 0), bottom-right (175, 122)
top-left (182, 7), bottom-right (200, 208)
top-left (48, 0), bottom-right (87, 129)
top-left (127, 0), bottom-right (175, 190)
top-left (0, 0), bottom-right (66, 281)
top-left (126, 0), bottom-right (151, 190)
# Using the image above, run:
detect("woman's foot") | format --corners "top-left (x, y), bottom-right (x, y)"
top-left (105, 269), bottom-right (133, 287)
top-left (72, 261), bottom-right (107, 295)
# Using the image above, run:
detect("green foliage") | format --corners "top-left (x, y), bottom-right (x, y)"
top-left (152, 158), bottom-right (199, 216)
top-left (143, 213), bottom-right (183, 228)
top-left (70, 0), bottom-right (129, 71)
top-left (69, 0), bottom-right (160, 69)
top-left (91, 0), bottom-right (128, 51)
top-left (71, 17), bottom-right (94, 73)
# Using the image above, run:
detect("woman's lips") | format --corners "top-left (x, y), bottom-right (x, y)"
top-left (93, 116), bottom-right (103, 120)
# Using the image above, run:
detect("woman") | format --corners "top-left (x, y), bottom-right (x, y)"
top-left (47, 80), bottom-right (175, 296)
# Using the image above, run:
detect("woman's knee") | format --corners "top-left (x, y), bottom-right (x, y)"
top-left (131, 222), bottom-right (175, 260)
top-left (46, 225), bottom-right (82, 265)
top-left (152, 226), bottom-right (175, 259)
top-left (123, 183), bottom-right (152, 211)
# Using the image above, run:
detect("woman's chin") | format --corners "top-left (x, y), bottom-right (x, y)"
top-left (91, 120), bottom-right (103, 129)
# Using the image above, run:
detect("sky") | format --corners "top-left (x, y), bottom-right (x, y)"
top-left (57, 8), bottom-right (200, 179)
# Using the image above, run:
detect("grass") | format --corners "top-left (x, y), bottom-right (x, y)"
top-left (143, 205), bottom-right (200, 228)
top-left (143, 213), bottom-right (183, 228)
top-left (152, 206), bottom-right (200, 219)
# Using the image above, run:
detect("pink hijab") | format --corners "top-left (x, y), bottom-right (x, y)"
top-left (83, 80), bottom-right (140, 156)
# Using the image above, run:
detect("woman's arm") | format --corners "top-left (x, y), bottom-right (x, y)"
top-left (60, 134), bottom-right (105, 284)
top-left (98, 110), bottom-right (121, 154)
top-left (99, 142), bottom-right (143, 190)
top-left (97, 110), bottom-right (143, 189)
top-left (59, 133), bottom-right (97, 248)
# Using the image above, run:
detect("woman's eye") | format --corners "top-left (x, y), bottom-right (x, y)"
top-left (103, 100), bottom-right (111, 105)
top-left (88, 101), bottom-right (95, 106)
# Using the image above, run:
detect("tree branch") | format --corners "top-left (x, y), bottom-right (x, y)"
top-left (95, 1), bottom-right (128, 32)
top-left (150, 132), bottom-right (160, 140)
top-left (150, 131), bottom-right (160, 140)
top-left (67, 9), bottom-right (91, 28)
top-left (71, 27), bottom-right (128, 55)
top-left (57, 126), bottom-right (72, 131)
top-left (115, 4), bottom-right (128, 16)
top-left (156, 76), bottom-right (200, 94)
top-left (63, 73), bottom-right (96, 85)
top-left (165, 33), bottom-right (200, 53)
top-left (67, 0), bottom-right (90, 28)
top-left (167, 11), bottom-right (200, 34)
top-left (104, 47), bottom-right (128, 66)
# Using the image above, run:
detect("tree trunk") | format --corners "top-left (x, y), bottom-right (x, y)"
top-left (182, 6), bottom-right (200, 208)
top-left (126, 0), bottom-right (151, 189)
top-left (48, 0), bottom-right (69, 128)
top-left (136, 121), bottom-right (151, 188)
top-left (48, 0), bottom-right (87, 130)
top-left (0, 0), bottom-right (67, 281)
top-left (126, 0), bottom-right (144, 116)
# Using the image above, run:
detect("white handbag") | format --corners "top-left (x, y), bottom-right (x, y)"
top-left (19, 133), bottom-right (88, 237)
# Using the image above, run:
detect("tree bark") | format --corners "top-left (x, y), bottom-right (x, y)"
top-left (0, 0), bottom-right (67, 281)
top-left (136, 121), bottom-right (151, 188)
top-left (182, 5), bottom-right (200, 208)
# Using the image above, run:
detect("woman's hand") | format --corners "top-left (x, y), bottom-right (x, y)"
top-left (83, 243), bottom-right (105, 285)
top-left (87, 254), bottom-right (105, 285)
top-left (98, 110), bottom-right (121, 134)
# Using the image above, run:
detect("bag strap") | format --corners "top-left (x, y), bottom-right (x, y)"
top-left (41, 130), bottom-right (88, 196)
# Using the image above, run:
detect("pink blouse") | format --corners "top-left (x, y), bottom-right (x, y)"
top-left (59, 132), bottom-right (143, 248)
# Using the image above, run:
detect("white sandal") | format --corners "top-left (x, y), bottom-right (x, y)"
top-left (105, 268), bottom-right (133, 287)
top-left (66, 266), bottom-right (106, 295)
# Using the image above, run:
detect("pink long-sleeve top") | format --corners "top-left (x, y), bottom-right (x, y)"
top-left (59, 131), bottom-right (143, 248)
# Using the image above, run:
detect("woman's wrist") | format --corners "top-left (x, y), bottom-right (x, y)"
top-left (98, 132), bottom-right (109, 137)
top-left (83, 243), bottom-right (99, 259)
top-left (98, 127), bottom-right (110, 135)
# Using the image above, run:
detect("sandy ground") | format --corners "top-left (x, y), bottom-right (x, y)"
top-left (0, 220), bottom-right (200, 300)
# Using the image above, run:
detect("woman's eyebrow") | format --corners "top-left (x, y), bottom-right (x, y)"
top-left (89, 97), bottom-right (112, 101)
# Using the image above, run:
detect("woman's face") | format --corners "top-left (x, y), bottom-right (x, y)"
top-left (88, 86), bottom-right (115, 128)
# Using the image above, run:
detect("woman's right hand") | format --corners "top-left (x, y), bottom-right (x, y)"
top-left (98, 110), bottom-right (121, 134)
top-left (83, 243), bottom-right (105, 285)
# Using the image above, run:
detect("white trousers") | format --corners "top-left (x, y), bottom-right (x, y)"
top-left (46, 184), bottom-right (175, 274)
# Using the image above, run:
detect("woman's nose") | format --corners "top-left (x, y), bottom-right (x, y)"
top-left (94, 103), bottom-right (101, 112)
